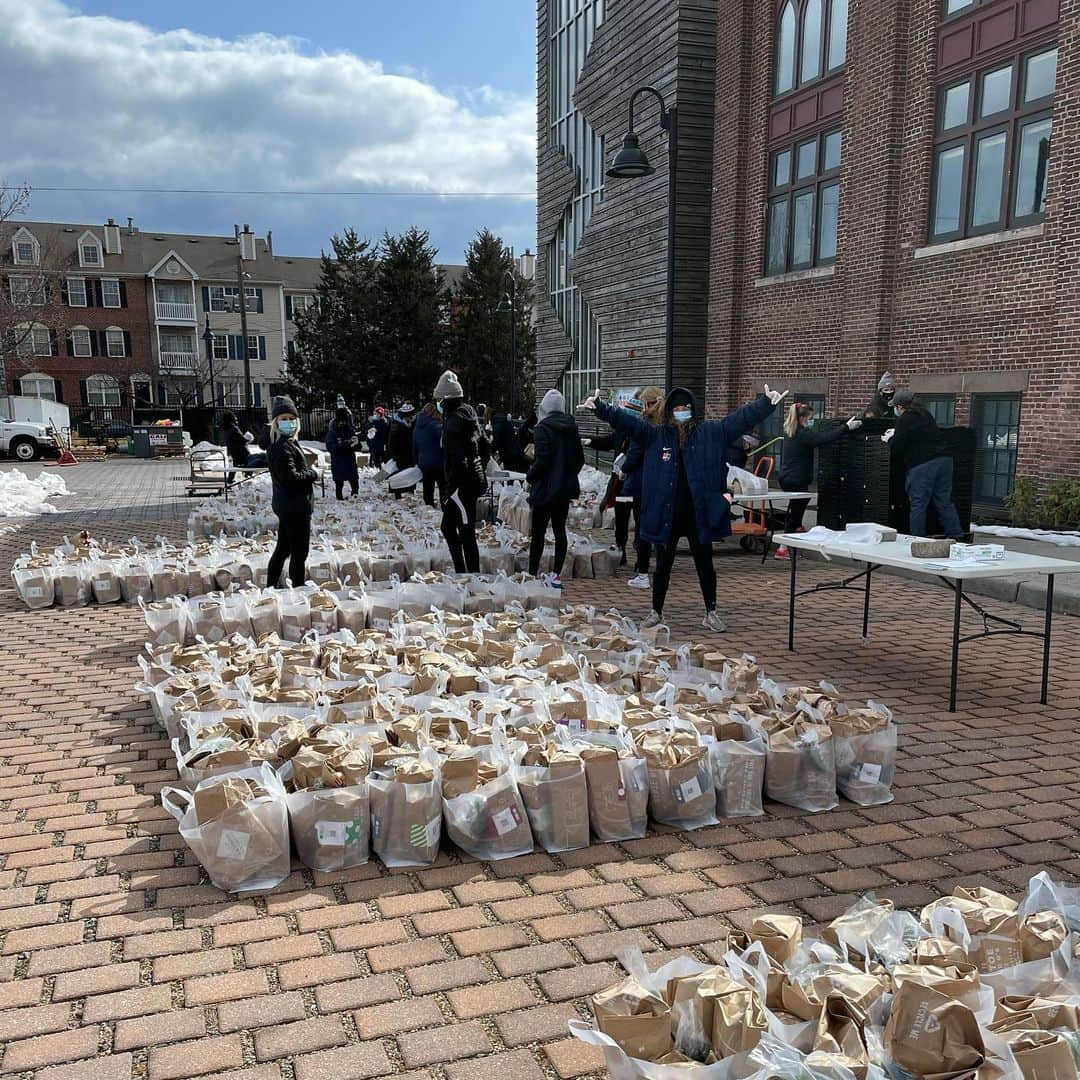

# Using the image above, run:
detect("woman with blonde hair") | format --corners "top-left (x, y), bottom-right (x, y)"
top-left (266, 396), bottom-right (319, 587)
top-left (775, 401), bottom-right (861, 558)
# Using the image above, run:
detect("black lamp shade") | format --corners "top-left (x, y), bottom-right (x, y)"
top-left (608, 132), bottom-right (654, 178)
top-left (496, 295), bottom-right (513, 314)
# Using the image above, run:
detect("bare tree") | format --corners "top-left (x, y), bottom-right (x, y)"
top-left (0, 182), bottom-right (74, 389)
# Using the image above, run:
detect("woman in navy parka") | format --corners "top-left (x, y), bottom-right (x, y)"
top-left (584, 383), bottom-right (788, 632)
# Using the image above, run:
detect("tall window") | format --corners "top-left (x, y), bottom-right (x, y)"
top-left (931, 44), bottom-right (1056, 242)
top-left (212, 334), bottom-right (229, 361)
top-left (16, 325), bottom-right (52, 358)
top-left (66, 277), bottom-right (87, 307)
top-left (766, 128), bottom-right (842, 275)
top-left (101, 278), bottom-right (122, 308)
top-left (548, 0), bottom-right (605, 409)
top-left (775, 0), bottom-right (848, 97)
top-left (921, 394), bottom-right (956, 427)
top-left (86, 375), bottom-right (121, 408)
top-left (973, 393), bottom-right (1021, 503)
top-left (105, 329), bottom-right (126, 358)
top-left (71, 328), bottom-right (92, 358)
top-left (15, 240), bottom-right (36, 265)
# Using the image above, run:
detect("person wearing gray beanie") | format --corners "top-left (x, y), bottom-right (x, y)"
top-left (434, 370), bottom-right (464, 401)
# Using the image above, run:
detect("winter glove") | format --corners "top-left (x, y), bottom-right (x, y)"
top-left (882, 429), bottom-right (895, 443)
top-left (764, 384), bottom-right (790, 406)
top-left (846, 417), bottom-right (862, 431)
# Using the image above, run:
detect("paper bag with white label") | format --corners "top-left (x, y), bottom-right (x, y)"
top-left (517, 745), bottom-right (590, 853)
top-left (161, 763), bottom-right (291, 894)
top-left (287, 786), bottom-right (370, 872)
top-left (441, 751), bottom-right (534, 861)
top-left (761, 715), bottom-right (838, 813)
top-left (832, 704), bottom-right (896, 806)
top-left (580, 743), bottom-right (649, 843)
top-left (368, 755), bottom-right (442, 869)
top-left (638, 733), bottom-right (718, 831)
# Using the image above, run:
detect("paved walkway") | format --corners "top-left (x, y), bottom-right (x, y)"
top-left (0, 468), bottom-right (1077, 1078)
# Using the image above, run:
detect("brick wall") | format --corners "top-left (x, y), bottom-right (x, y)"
top-left (705, 0), bottom-right (1077, 491)
top-left (6, 274), bottom-right (155, 409)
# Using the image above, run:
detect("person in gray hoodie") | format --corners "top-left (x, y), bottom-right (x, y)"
top-left (527, 389), bottom-right (585, 583)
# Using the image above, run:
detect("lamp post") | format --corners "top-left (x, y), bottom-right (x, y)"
top-left (607, 85), bottom-right (678, 393)
top-left (236, 256), bottom-right (254, 411)
top-left (202, 317), bottom-right (216, 410)
top-left (496, 270), bottom-right (517, 416)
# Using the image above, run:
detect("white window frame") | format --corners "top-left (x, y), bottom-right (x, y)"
top-left (160, 331), bottom-right (194, 354)
top-left (15, 240), bottom-right (36, 265)
top-left (105, 328), bottom-right (126, 358)
top-left (31, 326), bottom-right (52, 356)
top-left (246, 334), bottom-right (259, 360)
top-left (9, 274), bottom-right (43, 306)
top-left (219, 382), bottom-right (245, 407)
top-left (86, 375), bottom-right (121, 408)
top-left (71, 327), bottom-right (92, 358)
top-left (291, 294), bottom-right (315, 316)
top-left (212, 333), bottom-right (229, 361)
top-left (101, 278), bottom-right (121, 308)
top-left (80, 241), bottom-right (102, 268)
top-left (21, 374), bottom-right (56, 401)
top-left (209, 284), bottom-right (260, 313)
top-left (67, 276), bottom-right (87, 307)
top-left (12, 229), bottom-right (39, 266)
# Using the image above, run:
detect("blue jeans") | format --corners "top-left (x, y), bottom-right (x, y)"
top-left (906, 456), bottom-right (963, 539)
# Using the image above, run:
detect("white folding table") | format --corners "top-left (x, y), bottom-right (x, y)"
top-left (775, 533), bottom-right (1080, 711)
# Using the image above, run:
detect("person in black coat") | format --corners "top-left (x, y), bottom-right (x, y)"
top-left (386, 402), bottom-right (417, 497)
top-left (864, 371), bottom-right (898, 420)
top-left (435, 370), bottom-right (490, 573)
top-left (325, 407), bottom-right (360, 500)
top-left (266, 396), bottom-right (318, 588)
top-left (527, 390), bottom-right (585, 582)
top-left (218, 411), bottom-right (251, 468)
top-left (366, 408), bottom-right (389, 467)
top-left (775, 402), bottom-right (862, 558)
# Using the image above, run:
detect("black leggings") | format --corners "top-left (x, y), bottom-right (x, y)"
top-left (422, 469), bottom-right (443, 508)
top-left (652, 522), bottom-right (716, 615)
top-left (779, 478), bottom-right (810, 533)
top-left (442, 495), bottom-right (480, 573)
top-left (268, 512), bottom-right (311, 588)
top-left (529, 499), bottom-right (571, 577)
top-left (614, 499), bottom-right (651, 573)
top-left (335, 477), bottom-right (358, 500)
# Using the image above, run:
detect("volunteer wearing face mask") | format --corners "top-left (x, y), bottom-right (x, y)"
top-left (435, 370), bottom-right (491, 573)
top-left (775, 402), bottom-right (862, 559)
top-left (386, 402), bottom-right (418, 498)
top-left (883, 390), bottom-right (964, 539)
top-left (864, 371), bottom-right (898, 420)
top-left (266, 396), bottom-right (319, 589)
top-left (582, 384), bottom-right (787, 631)
top-left (527, 389), bottom-right (585, 585)
top-left (325, 407), bottom-right (360, 500)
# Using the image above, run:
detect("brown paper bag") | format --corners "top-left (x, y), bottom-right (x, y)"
top-left (592, 977), bottom-right (672, 1062)
top-left (517, 749), bottom-right (590, 853)
top-left (639, 736), bottom-right (716, 830)
top-left (581, 745), bottom-right (649, 842)
top-left (995, 995), bottom-right (1080, 1032)
top-left (1009, 1031), bottom-right (1079, 1080)
top-left (1020, 910), bottom-right (1069, 963)
top-left (813, 994), bottom-right (869, 1074)
top-left (750, 913), bottom-right (802, 964)
top-left (664, 968), bottom-right (736, 1060)
top-left (368, 759), bottom-right (441, 868)
top-left (884, 983), bottom-right (985, 1079)
top-left (711, 982), bottom-right (768, 1058)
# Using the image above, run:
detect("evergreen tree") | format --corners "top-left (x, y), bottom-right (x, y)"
top-left (373, 227), bottom-right (448, 406)
top-left (452, 229), bottom-right (536, 414)
top-left (286, 229), bottom-right (379, 409)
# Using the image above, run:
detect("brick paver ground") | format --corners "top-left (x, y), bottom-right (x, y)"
top-left (0, 459), bottom-right (1078, 1078)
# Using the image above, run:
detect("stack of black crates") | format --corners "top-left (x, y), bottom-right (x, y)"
top-left (816, 418), bottom-right (976, 535)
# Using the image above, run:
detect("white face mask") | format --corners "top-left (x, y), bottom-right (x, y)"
top-left (673, 408), bottom-right (692, 424)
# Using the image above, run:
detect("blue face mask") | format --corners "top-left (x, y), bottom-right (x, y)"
top-left (673, 408), bottom-right (692, 424)
top-left (278, 419), bottom-right (298, 436)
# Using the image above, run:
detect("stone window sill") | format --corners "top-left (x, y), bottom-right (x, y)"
top-left (753, 265), bottom-right (835, 288)
top-left (913, 223), bottom-right (1045, 260)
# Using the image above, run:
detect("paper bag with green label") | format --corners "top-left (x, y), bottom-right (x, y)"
top-left (368, 755), bottom-right (441, 868)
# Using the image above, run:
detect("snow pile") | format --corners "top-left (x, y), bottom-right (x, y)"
top-left (976, 525), bottom-right (1080, 548)
top-left (0, 469), bottom-right (69, 517)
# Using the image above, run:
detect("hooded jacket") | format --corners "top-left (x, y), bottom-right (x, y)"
top-left (219, 418), bottom-right (250, 468)
top-left (412, 410), bottom-right (443, 472)
top-left (325, 416), bottom-right (359, 482)
top-left (594, 388), bottom-right (776, 546)
top-left (366, 415), bottom-right (388, 456)
top-left (441, 399), bottom-right (490, 500)
top-left (527, 392), bottom-right (584, 507)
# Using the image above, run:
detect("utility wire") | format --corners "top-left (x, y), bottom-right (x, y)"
top-left (32, 186), bottom-right (535, 198)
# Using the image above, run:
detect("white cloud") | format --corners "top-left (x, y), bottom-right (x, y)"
top-left (0, 0), bottom-right (536, 198)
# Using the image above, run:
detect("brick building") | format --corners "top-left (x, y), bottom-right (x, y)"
top-left (536, 0), bottom-right (1072, 509)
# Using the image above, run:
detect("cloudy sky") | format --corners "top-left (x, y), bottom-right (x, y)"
top-left (0, 0), bottom-right (537, 264)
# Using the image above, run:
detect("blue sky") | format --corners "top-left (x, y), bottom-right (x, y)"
top-left (0, 0), bottom-right (537, 265)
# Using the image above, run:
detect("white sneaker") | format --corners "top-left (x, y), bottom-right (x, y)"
top-left (702, 611), bottom-right (727, 633)
top-left (641, 610), bottom-right (663, 629)
top-left (627, 573), bottom-right (650, 590)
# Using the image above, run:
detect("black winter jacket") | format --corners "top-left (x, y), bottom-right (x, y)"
top-left (387, 418), bottom-right (415, 470)
top-left (527, 411), bottom-right (585, 507)
top-left (890, 409), bottom-right (948, 472)
top-left (442, 401), bottom-right (490, 500)
top-left (220, 422), bottom-right (250, 468)
top-left (778, 422), bottom-right (849, 490)
top-left (268, 437), bottom-right (317, 516)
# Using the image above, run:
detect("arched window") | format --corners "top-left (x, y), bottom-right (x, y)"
top-left (774, 0), bottom-right (848, 98)
top-left (20, 374), bottom-right (57, 401)
top-left (86, 374), bottom-right (121, 407)
top-left (776, 2), bottom-right (796, 95)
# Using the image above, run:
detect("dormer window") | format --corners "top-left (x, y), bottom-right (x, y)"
top-left (78, 232), bottom-right (103, 268)
top-left (11, 228), bottom-right (39, 266)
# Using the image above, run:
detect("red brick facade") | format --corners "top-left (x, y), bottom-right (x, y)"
top-left (706, 0), bottom-right (1075, 497)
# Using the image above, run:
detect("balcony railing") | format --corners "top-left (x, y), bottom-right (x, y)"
top-left (156, 301), bottom-right (196, 322)
top-left (160, 351), bottom-right (198, 375)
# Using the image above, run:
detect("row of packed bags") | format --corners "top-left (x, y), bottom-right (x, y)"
top-left (571, 875), bottom-right (1080, 1079)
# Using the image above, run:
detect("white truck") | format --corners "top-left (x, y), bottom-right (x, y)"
top-left (0, 396), bottom-right (64, 462)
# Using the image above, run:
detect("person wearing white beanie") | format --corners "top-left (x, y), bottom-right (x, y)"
top-left (433, 370), bottom-right (489, 572)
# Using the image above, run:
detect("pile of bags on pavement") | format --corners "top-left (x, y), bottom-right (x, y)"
top-left (138, 601), bottom-right (897, 893)
top-left (574, 874), bottom-right (1080, 1079)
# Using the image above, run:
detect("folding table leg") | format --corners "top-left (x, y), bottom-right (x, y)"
top-left (949, 580), bottom-right (963, 712)
top-left (862, 564), bottom-right (872, 639)
top-left (788, 547), bottom-right (798, 652)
